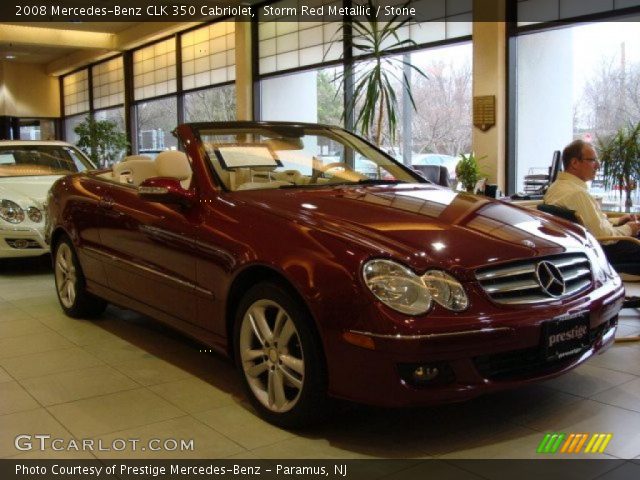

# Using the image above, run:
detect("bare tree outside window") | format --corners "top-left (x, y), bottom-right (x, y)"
top-left (136, 97), bottom-right (178, 152)
top-left (411, 59), bottom-right (472, 156)
top-left (184, 85), bottom-right (236, 122)
top-left (577, 53), bottom-right (640, 138)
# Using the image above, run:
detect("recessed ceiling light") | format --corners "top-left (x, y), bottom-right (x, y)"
top-left (5, 55), bottom-right (16, 59)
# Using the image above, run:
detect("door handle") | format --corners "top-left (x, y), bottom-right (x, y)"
top-left (99, 197), bottom-right (114, 209)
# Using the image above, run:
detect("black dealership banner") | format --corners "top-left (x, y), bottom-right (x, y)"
top-left (2, 459), bottom-right (640, 480)
top-left (2, 0), bottom-right (639, 23)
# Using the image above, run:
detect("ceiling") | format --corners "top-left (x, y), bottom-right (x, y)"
top-left (0, 21), bottom-right (199, 75)
top-left (0, 41), bottom-right (76, 64)
top-left (3, 22), bottom-right (138, 33)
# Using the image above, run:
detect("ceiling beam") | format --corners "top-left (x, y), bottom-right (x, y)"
top-left (43, 22), bottom-right (201, 76)
top-left (0, 24), bottom-right (115, 49)
top-left (115, 22), bottom-right (201, 50)
top-left (46, 49), bottom-right (118, 76)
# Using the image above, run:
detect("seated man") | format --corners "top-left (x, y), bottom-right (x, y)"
top-left (544, 139), bottom-right (640, 274)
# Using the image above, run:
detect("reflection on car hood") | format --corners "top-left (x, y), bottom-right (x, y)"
top-left (0, 175), bottom-right (61, 207)
top-left (238, 184), bottom-right (588, 272)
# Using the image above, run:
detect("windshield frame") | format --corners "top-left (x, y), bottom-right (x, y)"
top-left (190, 122), bottom-right (425, 192)
top-left (0, 144), bottom-right (96, 178)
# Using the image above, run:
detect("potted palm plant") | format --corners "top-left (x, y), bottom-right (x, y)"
top-left (331, 0), bottom-right (426, 146)
top-left (597, 121), bottom-right (640, 212)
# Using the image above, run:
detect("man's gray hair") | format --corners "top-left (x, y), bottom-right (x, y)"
top-left (562, 139), bottom-right (589, 170)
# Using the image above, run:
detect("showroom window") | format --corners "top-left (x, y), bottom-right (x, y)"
top-left (19, 119), bottom-right (56, 141)
top-left (133, 38), bottom-right (177, 100)
top-left (132, 37), bottom-right (179, 155)
top-left (181, 21), bottom-right (237, 123)
top-left (136, 97), bottom-right (179, 154)
top-left (410, 42), bottom-right (472, 159)
top-left (517, 0), bottom-right (640, 24)
top-left (258, 0), bottom-right (473, 155)
top-left (63, 114), bottom-right (87, 145)
top-left (513, 21), bottom-right (640, 200)
top-left (182, 21), bottom-right (236, 90)
top-left (351, 0), bottom-right (472, 58)
top-left (92, 57), bottom-right (125, 110)
top-left (260, 66), bottom-right (343, 124)
top-left (184, 85), bottom-right (236, 122)
top-left (62, 69), bottom-right (89, 116)
top-left (258, 0), bottom-right (341, 75)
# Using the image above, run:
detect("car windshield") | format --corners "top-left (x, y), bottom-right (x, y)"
top-left (0, 145), bottom-right (94, 177)
top-left (195, 125), bottom-right (423, 191)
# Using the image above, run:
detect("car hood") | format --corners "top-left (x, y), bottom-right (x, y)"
top-left (0, 176), bottom-right (61, 208)
top-left (238, 184), bottom-right (588, 274)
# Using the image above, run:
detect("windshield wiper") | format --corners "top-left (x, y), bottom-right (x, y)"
top-left (278, 179), bottom-right (403, 189)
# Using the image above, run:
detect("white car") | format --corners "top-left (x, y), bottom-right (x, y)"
top-left (0, 141), bottom-right (94, 258)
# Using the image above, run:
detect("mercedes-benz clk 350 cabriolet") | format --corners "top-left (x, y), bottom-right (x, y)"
top-left (46, 122), bottom-right (624, 427)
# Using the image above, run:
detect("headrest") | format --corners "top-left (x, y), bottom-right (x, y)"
top-left (155, 151), bottom-right (191, 180)
top-left (266, 137), bottom-right (304, 151)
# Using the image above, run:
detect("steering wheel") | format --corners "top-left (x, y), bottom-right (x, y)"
top-left (311, 162), bottom-right (356, 183)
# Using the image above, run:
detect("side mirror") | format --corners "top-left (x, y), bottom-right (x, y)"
top-left (138, 177), bottom-right (194, 207)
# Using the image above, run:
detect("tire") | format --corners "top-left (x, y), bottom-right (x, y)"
top-left (234, 282), bottom-right (328, 428)
top-left (53, 236), bottom-right (107, 318)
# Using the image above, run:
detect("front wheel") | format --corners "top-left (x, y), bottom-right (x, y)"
top-left (54, 237), bottom-right (107, 318)
top-left (234, 282), bottom-right (328, 428)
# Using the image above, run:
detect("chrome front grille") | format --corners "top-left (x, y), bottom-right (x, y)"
top-left (5, 238), bottom-right (42, 249)
top-left (476, 253), bottom-right (592, 305)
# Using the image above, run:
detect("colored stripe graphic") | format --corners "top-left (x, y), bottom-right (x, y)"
top-left (537, 433), bottom-right (566, 453)
top-left (574, 434), bottom-right (589, 453)
top-left (585, 433), bottom-right (613, 453)
top-left (539, 433), bottom-right (613, 454)
top-left (537, 433), bottom-right (552, 453)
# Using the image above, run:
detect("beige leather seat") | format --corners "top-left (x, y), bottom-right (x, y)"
top-left (155, 151), bottom-right (192, 189)
top-left (112, 157), bottom-right (157, 186)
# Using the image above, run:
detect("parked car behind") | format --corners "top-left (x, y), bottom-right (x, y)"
top-left (46, 122), bottom-right (623, 427)
top-left (0, 141), bottom-right (94, 259)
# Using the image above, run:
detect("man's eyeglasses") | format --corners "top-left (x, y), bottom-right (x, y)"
top-left (581, 157), bottom-right (599, 163)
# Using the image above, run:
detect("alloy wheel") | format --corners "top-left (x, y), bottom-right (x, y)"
top-left (239, 299), bottom-right (305, 413)
top-left (55, 242), bottom-right (76, 309)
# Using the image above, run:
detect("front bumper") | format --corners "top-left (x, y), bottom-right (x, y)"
top-left (0, 224), bottom-right (49, 258)
top-left (324, 277), bottom-right (625, 407)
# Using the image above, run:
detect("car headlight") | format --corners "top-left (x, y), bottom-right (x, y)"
top-left (423, 270), bottom-right (469, 311)
top-left (0, 199), bottom-right (25, 224)
top-left (27, 207), bottom-right (43, 223)
top-left (363, 259), bottom-right (468, 315)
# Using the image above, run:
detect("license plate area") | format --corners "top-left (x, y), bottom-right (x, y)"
top-left (542, 313), bottom-right (590, 361)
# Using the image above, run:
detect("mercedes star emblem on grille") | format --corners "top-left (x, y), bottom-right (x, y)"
top-left (535, 261), bottom-right (566, 297)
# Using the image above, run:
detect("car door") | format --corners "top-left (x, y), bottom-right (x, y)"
top-left (65, 176), bottom-right (110, 286)
top-left (97, 180), bottom-right (202, 324)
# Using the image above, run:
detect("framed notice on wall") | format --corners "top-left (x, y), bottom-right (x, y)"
top-left (473, 95), bottom-right (495, 131)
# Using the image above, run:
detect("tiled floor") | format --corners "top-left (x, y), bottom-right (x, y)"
top-left (1, 257), bottom-right (640, 464)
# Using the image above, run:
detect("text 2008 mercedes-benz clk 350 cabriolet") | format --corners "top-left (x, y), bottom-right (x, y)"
top-left (46, 122), bottom-right (624, 427)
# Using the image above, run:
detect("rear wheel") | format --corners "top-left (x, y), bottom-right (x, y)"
top-left (234, 282), bottom-right (328, 428)
top-left (54, 237), bottom-right (107, 318)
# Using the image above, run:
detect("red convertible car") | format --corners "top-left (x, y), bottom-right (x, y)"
top-left (46, 122), bottom-right (624, 427)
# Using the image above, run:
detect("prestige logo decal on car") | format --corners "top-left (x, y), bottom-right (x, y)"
top-left (548, 324), bottom-right (589, 348)
top-left (536, 432), bottom-right (613, 454)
